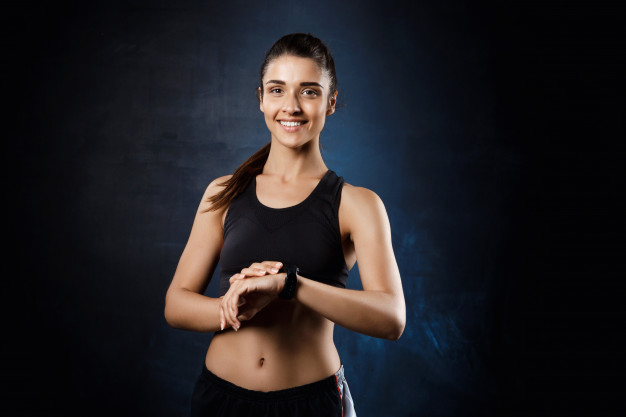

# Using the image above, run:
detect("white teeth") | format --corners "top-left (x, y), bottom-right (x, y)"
top-left (279, 121), bottom-right (304, 127)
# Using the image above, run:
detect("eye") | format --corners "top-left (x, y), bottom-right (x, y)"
top-left (269, 87), bottom-right (283, 94)
top-left (302, 89), bottom-right (319, 97)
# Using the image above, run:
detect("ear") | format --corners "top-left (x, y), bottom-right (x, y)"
top-left (258, 87), bottom-right (264, 112)
top-left (326, 90), bottom-right (338, 116)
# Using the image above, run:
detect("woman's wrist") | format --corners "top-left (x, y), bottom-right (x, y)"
top-left (274, 272), bottom-right (287, 294)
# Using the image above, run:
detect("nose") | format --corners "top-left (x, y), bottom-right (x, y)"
top-left (282, 92), bottom-right (301, 114)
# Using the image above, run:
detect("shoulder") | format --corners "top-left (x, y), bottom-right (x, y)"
top-left (341, 182), bottom-right (385, 212)
top-left (339, 183), bottom-right (389, 239)
top-left (197, 174), bottom-right (233, 212)
top-left (204, 174), bottom-right (232, 196)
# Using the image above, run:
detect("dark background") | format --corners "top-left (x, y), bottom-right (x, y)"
top-left (7, 1), bottom-right (624, 416)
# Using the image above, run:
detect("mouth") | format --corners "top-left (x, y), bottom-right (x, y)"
top-left (279, 120), bottom-right (307, 127)
top-left (277, 119), bottom-right (308, 133)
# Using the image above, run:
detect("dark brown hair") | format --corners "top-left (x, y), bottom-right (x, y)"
top-left (206, 33), bottom-right (338, 212)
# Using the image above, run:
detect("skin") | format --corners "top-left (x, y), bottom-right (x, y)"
top-left (164, 54), bottom-right (406, 391)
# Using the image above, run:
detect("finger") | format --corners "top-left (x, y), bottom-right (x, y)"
top-left (222, 291), bottom-right (236, 329)
top-left (230, 297), bottom-right (241, 330)
top-left (221, 290), bottom-right (239, 330)
top-left (220, 300), bottom-right (232, 330)
top-left (224, 300), bottom-right (237, 330)
top-left (240, 267), bottom-right (267, 277)
top-left (225, 285), bottom-right (242, 330)
top-left (238, 308), bottom-right (258, 321)
top-left (231, 286), bottom-right (248, 329)
top-left (256, 261), bottom-right (282, 274)
top-left (229, 273), bottom-right (245, 285)
top-left (244, 262), bottom-right (281, 275)
top-left (250, 267), bottom-right (268, 276)
top-left (237, 296), bottom-right (246, 307)
top-left (262, 261), bottom-right (283, 273)
top-left (236, 302), bottom-right (253, 321)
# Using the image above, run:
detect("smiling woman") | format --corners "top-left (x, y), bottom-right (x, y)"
top-left (164, 33), bottom-right (405, 417)
top-left (260, 58), bottom-right (335, 146)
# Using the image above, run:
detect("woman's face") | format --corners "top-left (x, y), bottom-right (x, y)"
top-left (259, 55), bottom-right (337, 149)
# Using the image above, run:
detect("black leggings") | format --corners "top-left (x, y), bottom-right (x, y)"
top-left (190, 362), bottom-right (343, 417)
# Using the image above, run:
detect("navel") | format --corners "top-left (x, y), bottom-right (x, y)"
top-left (259, 357), bottom-right (265, 367)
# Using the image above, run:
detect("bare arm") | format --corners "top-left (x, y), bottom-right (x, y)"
top-left (295, 185), bottom-right (405, 340)
top-left (164, 176), bottom-right (231, 333)
top-left (221, 185), bottom-right (406, 340)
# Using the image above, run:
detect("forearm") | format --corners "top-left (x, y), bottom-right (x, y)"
top-left (295, 276), bottom-right (406, 340)
top-left (164, 287), bottom-right (222, 332)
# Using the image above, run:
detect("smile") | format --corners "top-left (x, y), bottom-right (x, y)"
top-left (279, 121), bottom-right (306, 127)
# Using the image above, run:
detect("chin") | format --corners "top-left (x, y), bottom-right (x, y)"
top-left (270, 132), bottom-right (313, 148)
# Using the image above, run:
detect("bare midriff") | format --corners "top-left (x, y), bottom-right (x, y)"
top-left (205, 298), bottom-right (341, 392)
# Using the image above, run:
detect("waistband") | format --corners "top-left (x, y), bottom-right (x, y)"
top-left (200, 361), bottom-right (345, 402)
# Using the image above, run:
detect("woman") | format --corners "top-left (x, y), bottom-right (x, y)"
top-left (165, 33), bottom-right (406, 417)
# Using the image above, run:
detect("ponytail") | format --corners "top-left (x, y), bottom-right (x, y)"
top-left (205, 142), bottom-right (271, 212)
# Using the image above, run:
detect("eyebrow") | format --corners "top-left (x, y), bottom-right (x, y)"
top-left (265, 80), bottom-right (324, 88)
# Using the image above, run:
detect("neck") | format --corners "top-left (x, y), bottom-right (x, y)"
top-left (263, 137), bottom-right (328, 180)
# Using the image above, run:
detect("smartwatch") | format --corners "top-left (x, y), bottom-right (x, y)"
top-left (278, 263), bottom-right (299, 299)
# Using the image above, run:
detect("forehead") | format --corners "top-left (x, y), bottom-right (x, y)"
top-left (263, 55), bottom-right (328, 85)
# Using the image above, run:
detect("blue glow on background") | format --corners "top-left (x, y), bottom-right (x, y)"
top-left (13, 0), bottom-right (526, 415)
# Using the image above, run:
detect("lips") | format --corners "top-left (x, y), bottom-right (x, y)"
top-left (279, 120), bottom-right (307, 127)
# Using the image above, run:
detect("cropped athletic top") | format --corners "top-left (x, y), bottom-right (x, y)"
top-left (218, 169), bottom-right (349, 297)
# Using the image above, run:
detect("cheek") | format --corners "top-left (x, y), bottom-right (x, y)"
top-left (262, 105), bottom-right (277, 119)
top-left (313, 106), bottom-right (329, 121)
top-left (303, 101), bottom-right (326, 116)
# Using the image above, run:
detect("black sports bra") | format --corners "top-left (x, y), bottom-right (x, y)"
top-left (218, 169), bottom-right (349, 297)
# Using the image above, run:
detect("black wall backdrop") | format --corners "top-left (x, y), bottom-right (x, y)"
top-left (7, 1), bottom-right (624, 416)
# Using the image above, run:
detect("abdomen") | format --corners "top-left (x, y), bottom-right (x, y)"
top-left (205, 300), bottom-right (341, 391)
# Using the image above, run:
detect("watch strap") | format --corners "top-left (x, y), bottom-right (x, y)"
top-left (278, 263), bottom-right (299, 299)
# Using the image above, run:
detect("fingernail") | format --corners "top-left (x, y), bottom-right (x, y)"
top-left (220, 321), bottom-right (224, 331)
top-left (270, 268), bottom-right (279, 273)
top-left (275, 262), bottom-right (282, 267)
top-left (239, 273), bottom-right (245, 279)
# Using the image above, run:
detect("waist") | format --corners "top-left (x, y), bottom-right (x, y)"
top-left (205, 304), bottom-right (341, 390)
top-left (198, 360), bottom-right (345, 399)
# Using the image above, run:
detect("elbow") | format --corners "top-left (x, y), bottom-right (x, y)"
top-left (164, 306), bottom-right (174, 328)
top-left (384, 306), bottom-right (406, 341)
top-left (164, 291), bottom-right (181, 329)
top-left (385, 317), bottom-right (405, 341)
top-left (164, 303), bottom-right (176, 328)
top-left (164, 304), bottom-right (183, 329)
top-left (383, 297), bottom-right (406, 342)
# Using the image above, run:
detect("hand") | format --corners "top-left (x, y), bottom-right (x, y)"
top-left (227, 261), bottom-right (284, 285)
top-left (220, 272), bottom-right (286, 331)
top-left (219, 261), bottom-right (284, 331)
